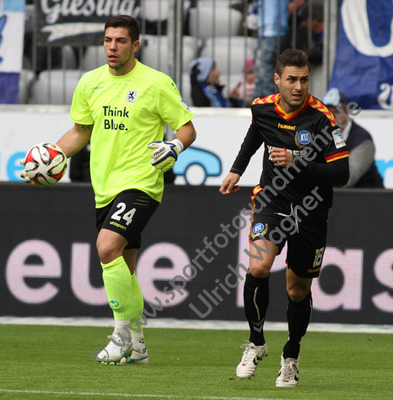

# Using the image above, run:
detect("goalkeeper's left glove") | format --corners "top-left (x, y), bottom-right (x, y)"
top-left (147, 139), bottom-right (184, 173)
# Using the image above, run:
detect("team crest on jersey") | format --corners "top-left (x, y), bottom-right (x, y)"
top-left (295, 130), bottom-right (313, 148)
top-left (126, 90), bottom-right (137, 103)
top-left (250, 223), bottom-right (268, 240)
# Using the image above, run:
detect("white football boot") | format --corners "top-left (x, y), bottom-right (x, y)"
top-left (125, 338), bottom-right (149, 364)
top-left (236, 342), bottom-right (268, 379)
top-left (96, 332), bottom-right (133, 364)
top-left (275, 354), bottom-right (299, 387)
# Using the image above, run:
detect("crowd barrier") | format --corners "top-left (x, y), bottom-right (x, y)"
top-left (1, 183), bottom-right (392, 326)
top-left (2, 106), bottom-right (393, 189)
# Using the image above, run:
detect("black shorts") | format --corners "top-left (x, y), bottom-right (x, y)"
top-left (96, 189), bottom-right (159, 249)
top-left (250, 186), bottom-right (328, 278)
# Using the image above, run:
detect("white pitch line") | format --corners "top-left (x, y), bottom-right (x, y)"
top-left (0, 390), bottom-right (295, 400)
top-left (0, 316), bottom-right (393, 333)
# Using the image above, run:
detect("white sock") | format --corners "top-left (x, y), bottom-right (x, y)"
top-left (131, 330), bottom-right (144, 342)
top-left (114, 318), bottom-right (131, 341)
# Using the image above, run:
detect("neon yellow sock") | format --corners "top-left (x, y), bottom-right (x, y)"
top-left (101, 256), bottom-right (132, 320)
top-left (130, 273), bottom-right (144, 332)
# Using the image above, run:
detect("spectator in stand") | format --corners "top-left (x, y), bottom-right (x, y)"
top-left (229, 59), bottom-right (256, 108)
top-left (253, 0), bottom-right (289, 98)
top-left (189, 57), bottom-right (227, 107)
top-left (288, 0), bottom-right (306, 15)
top-left (323, 88), bottom-right (384, 188)
top-left (283, 0), bottom-right (324, 65)
top-left (286, 1), bottom-right (306, 47)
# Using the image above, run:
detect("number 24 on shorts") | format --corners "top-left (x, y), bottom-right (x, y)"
top-left (111, 202), bottom-right (136, 226)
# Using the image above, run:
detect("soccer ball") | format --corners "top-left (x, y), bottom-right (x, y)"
top-left (24, 142), bottom-right (67, 185)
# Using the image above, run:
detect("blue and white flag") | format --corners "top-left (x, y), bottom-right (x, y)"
top-left (329, 0), bottom-right (393, 110)
top-left (0, 0), bottom-right (25, 104)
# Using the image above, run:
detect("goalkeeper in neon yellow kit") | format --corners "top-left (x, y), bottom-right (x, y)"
top-left (21, 15), bottom-right (196, 364)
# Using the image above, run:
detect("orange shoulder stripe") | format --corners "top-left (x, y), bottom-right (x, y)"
top-left (252, 93), bottom-right (279, 106)
top-left (308, 95), bottom-right (337, 126)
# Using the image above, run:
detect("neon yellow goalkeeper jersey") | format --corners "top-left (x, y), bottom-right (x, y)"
top-left (70, 60), bottom-right (194, 207)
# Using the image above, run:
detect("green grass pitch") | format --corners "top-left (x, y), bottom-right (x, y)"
top-left (0, 324), bottom-right (392, 400)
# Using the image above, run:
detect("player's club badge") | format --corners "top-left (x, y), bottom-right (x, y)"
top-left (126, 90), bottom-right (137, 103)
top-left (250, 222), bottom-right (268, 240)
top-left (295, 130), bottom-right (313, 148)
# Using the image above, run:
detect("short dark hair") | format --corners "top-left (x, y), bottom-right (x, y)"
top-left (105, 15), bottom-right (139, 42)
top-left (275, 49), bottom-right (311, 77)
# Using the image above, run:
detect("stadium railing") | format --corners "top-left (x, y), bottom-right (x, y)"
top-left (20, 0), bottom-right (339, 106)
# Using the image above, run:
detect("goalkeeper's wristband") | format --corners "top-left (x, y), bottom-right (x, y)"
top-left (171, 139), bottom-right (184, 154)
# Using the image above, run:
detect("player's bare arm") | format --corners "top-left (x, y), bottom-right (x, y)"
top-left (219, 172), bottom-right (241, 195)
top-left (56, 123), bottom-right (93, 158)
top-left (173, 120), bottom-right (197, 150)
top-left (269, 147), bottom-right (294, 167)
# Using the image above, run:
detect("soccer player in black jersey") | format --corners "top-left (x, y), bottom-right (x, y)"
top-left (220, 49), bottom-right (349, 387)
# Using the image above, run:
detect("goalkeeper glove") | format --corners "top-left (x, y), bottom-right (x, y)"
top-left (147, 139), bottom-right (184, 173)
top-left (19, 158), bottom-right (38, 186)
top-left (20, 157), bottom-right (43, 186)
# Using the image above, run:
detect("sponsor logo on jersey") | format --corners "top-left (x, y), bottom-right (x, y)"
top-left (296, 130), bottom-right (312, 145)
top-left (278, 123), bottom-right (296, 130)
top-left (126, 90), bottom-right (137, 103)
top-left (332, 128), bottom-right (346, 148)
top-left (285, 148), bottom-right (310, 158)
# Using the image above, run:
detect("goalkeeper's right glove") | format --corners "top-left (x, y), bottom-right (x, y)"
top-left (20, 158), bottom-right (43, 186)
top-left (147, 139), bottom-right (184, 173)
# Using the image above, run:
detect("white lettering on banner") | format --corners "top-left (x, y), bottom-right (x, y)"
top-left (312, 248), bottom-right (363, 311)
top-left (377, 83), bottom-right (393, 110)
top-left (3, 236), bottom-right (393, 318)
top-left (372, 249), bottom-right (393, 312)
top-left (135, 242), bottom-right (192, 307)
top-left (5, 240), bottom-right (61, 304)
top-left (342, 0), bottom-right (393, 57)
top-left (40, 0), bottom-right (139, 24)
top-left (41, 22), bottom-right (105, 43)
top-left (70, 243), bottom-right (106, 305)
top-left (237, 217), bottom-right (365, 311)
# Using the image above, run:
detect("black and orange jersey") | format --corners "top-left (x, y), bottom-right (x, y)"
top-left (231, 93), bottom-right (349, 207)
